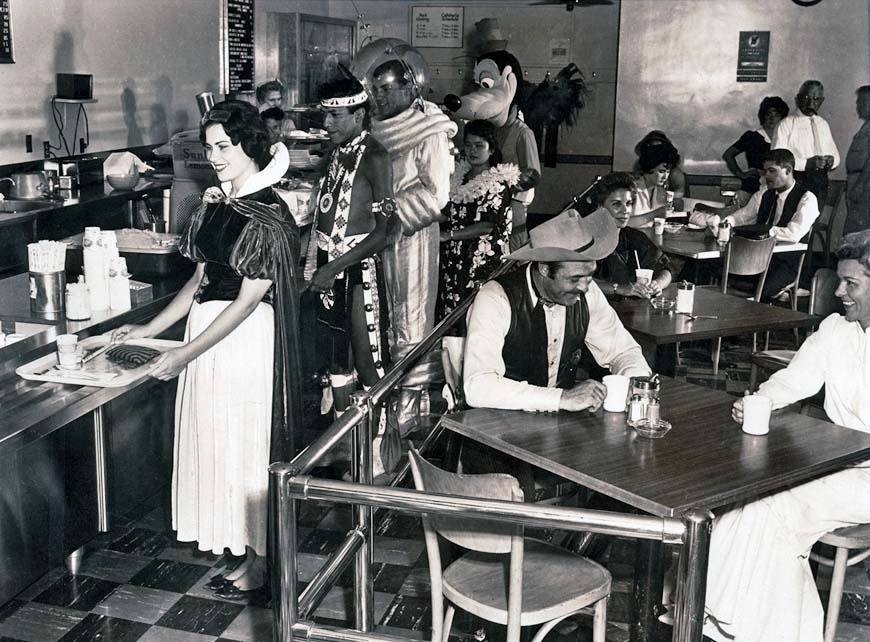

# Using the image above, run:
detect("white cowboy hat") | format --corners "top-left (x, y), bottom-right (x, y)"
top-left (505, 207), bottom-right (619, 262)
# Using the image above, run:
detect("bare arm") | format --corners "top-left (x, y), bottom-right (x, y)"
top-left (309, 147), bottom-right (394, 291)
top-left (150, 276), bottom-right (273, 380)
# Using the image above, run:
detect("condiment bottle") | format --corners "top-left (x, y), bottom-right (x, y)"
top-left (646, 398), bottom-right (661, 425)
top-left (718, 220), bottom-right (731, 245)
top-left (627, 394), bottom-right (645, 426)
top-left (65, 276), bottom-right (91, 320)
top-left (676, 281), bottom-right (695, 314)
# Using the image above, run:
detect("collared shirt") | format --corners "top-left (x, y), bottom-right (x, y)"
top-left (464, 265), bottom-right (651, 412)
top-left (772, 113), bottom-right (841, 172)
top-left (757, 314), bottom-right (870, 433)
top-left (690, 182), bottom-right (819, 243)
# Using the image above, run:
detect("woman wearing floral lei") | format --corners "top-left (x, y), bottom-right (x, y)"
top-left (437, 119), bottom-right (520, 325)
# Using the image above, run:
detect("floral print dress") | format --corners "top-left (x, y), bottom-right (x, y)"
top-left (437, 160), bottom-right (519, 323)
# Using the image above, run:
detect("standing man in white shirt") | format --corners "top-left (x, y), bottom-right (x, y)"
top-left (772, 79), bottom-right (840, 208)
top-left (691, 149), bottom-right (819, 301)
top-left (464, 208), bottom-right (651, 414)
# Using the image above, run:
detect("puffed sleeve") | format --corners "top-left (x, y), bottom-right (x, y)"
top-left (177, 198), bottom-right (207, 262)
top-left (229, 199), bottom-right (300, 281)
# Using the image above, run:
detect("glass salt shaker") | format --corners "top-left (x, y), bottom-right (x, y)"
top-left (676, 281), bottom-right (695, 314)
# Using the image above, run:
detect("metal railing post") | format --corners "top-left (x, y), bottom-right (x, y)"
top-left (673, 509), bottom-right (714, 642)
top-left (350, 391), bottom-right (374, 632)
top-left (270, 463), bottom-right (300, 642)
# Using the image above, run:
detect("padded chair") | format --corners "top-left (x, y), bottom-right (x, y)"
top-left (806, 181), bottom-right (846, 275)
top-left (710, 235), bottom-right (776, 376)
top-left (749, 268), bottom-right (842, 390)
top-left (810, 524), bottom-right (870, 642)
top-left (408, 448), bottom-right (611, 642)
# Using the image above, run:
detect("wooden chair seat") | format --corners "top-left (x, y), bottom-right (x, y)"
top-left (818, 523), bottom-right (870, 549)
top-left (443, 539), bottom-right (611, 627)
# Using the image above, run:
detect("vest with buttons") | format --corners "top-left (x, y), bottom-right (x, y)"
top-left (495, 269), bottom-right (590, 389)
top-left (757, 182), bottom-right (811, 242)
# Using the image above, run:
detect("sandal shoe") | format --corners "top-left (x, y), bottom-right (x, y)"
top-left (214, 583), bottom-right (270, 607)
top-left (204, 574), bottom-right (232, 591)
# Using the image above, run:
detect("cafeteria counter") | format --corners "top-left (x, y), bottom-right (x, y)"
top-left (0, 270), bottom-right (187, 606)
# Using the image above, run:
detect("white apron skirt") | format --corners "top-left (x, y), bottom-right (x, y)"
top-left (172, 299), bottom-right (274, 556)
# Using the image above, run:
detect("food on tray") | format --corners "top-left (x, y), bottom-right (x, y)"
top-left (105, 344), bottom-right (161, 369)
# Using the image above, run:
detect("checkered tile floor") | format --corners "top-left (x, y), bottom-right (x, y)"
top-left (1, 331), bottom-right (868, 641)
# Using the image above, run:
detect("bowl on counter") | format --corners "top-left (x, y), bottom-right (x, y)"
top-left (632, 418), bottom-right (672, 439)
top-left (106, 171), bottom-right (140, 190)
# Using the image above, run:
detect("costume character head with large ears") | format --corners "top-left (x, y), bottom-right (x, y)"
top-left (443, 50), bottom-right (522, 128)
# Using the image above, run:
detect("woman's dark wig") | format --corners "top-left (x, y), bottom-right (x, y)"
top-left (200, 100), bottom-right (273, 170)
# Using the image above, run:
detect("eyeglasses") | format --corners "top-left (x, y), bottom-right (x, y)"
top-left (201, 109), bottom-right (231, 127)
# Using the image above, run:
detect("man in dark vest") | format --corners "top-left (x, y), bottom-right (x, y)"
top-left (464, 208), bottom-right (651, 413)
top-left (691, 148), bottom-right (820, 301)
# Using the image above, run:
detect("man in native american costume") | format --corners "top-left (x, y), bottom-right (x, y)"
top-left (304, 78), bottom-right (395, 426)
top-left (368, 58), bottom-right (457, 454)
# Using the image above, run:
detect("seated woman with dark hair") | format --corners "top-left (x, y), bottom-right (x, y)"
top-left (437, 119), bottom-right (519, 325)
top-left (722, 96), bottom-right (789, 203)
top-left (634, 130), bottom-right (688, 197)
top-left (595, 172), bottom-right (673, 298)
top-left (630, 142), bottom-right (681, 227)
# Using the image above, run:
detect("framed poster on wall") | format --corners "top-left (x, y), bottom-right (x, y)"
top-left (0, 0), bottom-right (14, 64)
top-left (411, 6), bottom-right (463, 48)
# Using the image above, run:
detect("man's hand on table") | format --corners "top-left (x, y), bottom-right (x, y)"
top-left (559, 380), bottom-right (607, 412)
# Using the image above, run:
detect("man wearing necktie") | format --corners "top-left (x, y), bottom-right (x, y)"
top-left (772, 80), bottom-right (840, 209)
top-left (690, 149), bottom-right (820, 301)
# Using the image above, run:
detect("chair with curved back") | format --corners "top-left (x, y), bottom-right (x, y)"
top-left (749, 268), bottom-right (842, 390)
top-left (806, 181), bottom-right (846, 275)
top-left (810, 523), bottom-right (870, 642)
top-left (710, 234), bottom-right (776, 375)
top-left (408, 447), bottom-right (611, 642)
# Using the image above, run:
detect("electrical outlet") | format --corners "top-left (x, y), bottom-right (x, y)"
top-left (25, 134), bottom-right (32, 153)
top-left (43, 141), bottom-right (51, 159)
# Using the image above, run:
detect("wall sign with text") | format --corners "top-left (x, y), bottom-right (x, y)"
top-left (221, 0), bottom-right (254, 93)
top-left (411, 6), bottom-right (463, 48)
top-left (736, 31), bottom-right (769, 83)
top-left (0, 0), bottom-right (14, 64)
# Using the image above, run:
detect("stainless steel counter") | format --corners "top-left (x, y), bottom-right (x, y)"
top-left (0, 271), bottom-right (186, 605)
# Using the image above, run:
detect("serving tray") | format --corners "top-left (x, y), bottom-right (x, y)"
top-left (17, 336), bottom-right (183, 388)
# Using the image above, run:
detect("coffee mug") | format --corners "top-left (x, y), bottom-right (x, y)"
top-left (602, 374), bottom-right (630, 412)
top-left (742, 395), bottom-right (772, 435)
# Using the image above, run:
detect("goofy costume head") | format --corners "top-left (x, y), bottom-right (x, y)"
top-left (443, 50), bottom-right (523, 128)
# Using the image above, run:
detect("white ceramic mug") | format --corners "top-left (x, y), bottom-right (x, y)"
top-left (742, 395), bottom-right (772, 435)
top-left (635, 268), bottom-right (654, 285)
top-left (602, 374), bottom-right (630, 412)
top-left (56, 333), bottom-right (82, 369)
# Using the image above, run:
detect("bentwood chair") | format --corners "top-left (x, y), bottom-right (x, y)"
top-left (408, 448), bottom-right (611, 642)
top-left (806, 181), bottom-right (846, 275)
top-left (710, 235), bottom-right (776, 375)
top-left (749, 268), bottom-right (842, 391)
top-left (811, 523), bottom-right (870, 642)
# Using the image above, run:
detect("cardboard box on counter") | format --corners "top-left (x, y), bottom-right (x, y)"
top-left (129, 280), bottom-right (153, 305)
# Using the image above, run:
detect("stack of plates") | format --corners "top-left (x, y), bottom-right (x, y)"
top-left (288, 149), bottom-right (313, 168)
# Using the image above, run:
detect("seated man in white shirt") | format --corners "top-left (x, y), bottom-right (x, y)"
top-left (464, 207), bottom-right (652, 415)
top-left (700, 230), bottom-right (870, 642)
top-left (461, 207), bottom-right (650, 507)
top-left (691, 148), bottom-right (819, 301)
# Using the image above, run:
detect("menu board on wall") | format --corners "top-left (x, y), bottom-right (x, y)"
top-left (411, 6), bottom-right (463, 48)
top-left (0, 0), bottom-right (14, 64)
top-left (222, 0), bottom-right (254, 93)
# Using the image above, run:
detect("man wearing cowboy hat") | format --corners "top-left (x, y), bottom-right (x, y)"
top-left (464, 208), bottom-right (651, 412)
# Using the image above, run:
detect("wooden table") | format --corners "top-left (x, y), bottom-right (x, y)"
top-left (641, 226), bottom-right (807, 260)
top-left (440, 380), bottom-right (870, 641)
top-left (606, 284), bottom-right (819, 374)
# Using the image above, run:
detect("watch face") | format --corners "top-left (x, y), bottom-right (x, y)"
top-left (379, 199), bottom-right (397, 216)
